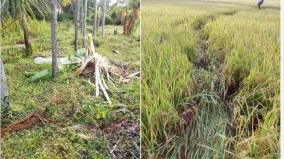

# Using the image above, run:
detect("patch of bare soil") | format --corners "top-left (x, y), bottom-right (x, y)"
top-left (1, 108), bottom-right (47, 137)
top-left (100, 119), bottom-right (140, 159)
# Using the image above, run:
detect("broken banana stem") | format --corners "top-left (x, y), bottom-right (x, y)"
top-left (78, 34), bottom-right (116, 105)
top-left (95, 61), bottom-right (100, 97)
top-left (101, 74), bottom-right (109, 90)
top-left (97, 69), bottom-right (112, 105)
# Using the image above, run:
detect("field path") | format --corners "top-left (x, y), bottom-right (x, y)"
top-left (182, 12), bottom-right (245, 158)
top-left (189, 0), bottom-right (280, 10)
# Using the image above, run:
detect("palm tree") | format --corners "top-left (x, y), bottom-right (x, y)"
top-left (1, 0), bottom-right (71, 79)
top-left (123, 0), bottom-right (140, 35)
top-left (106, 0), bottom-right (110, 12)
top-left (122, 6), bottom-right (128, 34)
top-left (92, 0), bottom-right (97, 35)
top-left (73, 0), bottom-right (80, 51)
top-left (82, 0), bottom-right (88, 47)
top-left (96, 4), bottom-right (101, 31)
top-left (50, 0), bottom-right (58, 78)
top-left (19, 11), bottom-right (33, 56)
top-left (0, 57), bottom-right (9, 114)
top-left (79, 0), bottom-right (85, 33)
top-left (101, 0), bottom-right (107, 36)
top-left (0, 0), bottom-right (50, 56)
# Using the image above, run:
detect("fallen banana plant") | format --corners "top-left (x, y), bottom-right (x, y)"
top-left (77, 34), bottom-right (118, 105)
top-left (27, 33), bottom-right (139, 105)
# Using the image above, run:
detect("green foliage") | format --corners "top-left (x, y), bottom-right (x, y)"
top-left (58, 12), bottom-right (74, 22)
top-left (0, 0), bottom-right (51, 31)
top-left (1, 20), bottom-right (140, 158)
top-left (2, 126), bottom-right (108, 159)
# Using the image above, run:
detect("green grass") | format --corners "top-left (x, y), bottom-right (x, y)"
top-left (1, 19), bottom-right (140, 158)
top-left (142, 0), bottom-right (279, 158)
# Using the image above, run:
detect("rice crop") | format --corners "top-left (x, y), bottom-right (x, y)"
top-left (141, 0), bottom-right (280, 158)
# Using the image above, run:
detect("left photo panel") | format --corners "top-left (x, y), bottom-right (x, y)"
top-left (0, 0), bottom-right (140, 158)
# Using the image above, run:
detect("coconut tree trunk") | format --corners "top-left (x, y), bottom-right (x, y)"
top-left (106, 0), bottom-right (110, 12)
top-left (126, 12), bottom-right (134, 35)
top-left (126, 9), bottom-right (136, 35)
top-left (96, 6), bottom-right (100, 31)
top-left (4, 0), bottom-right (13, 18)
top-left (92, 0), bottom-right (97, 35)
top-left (19, 12), bottom-right (32, 56)
top-left (82, 0), bottom-right (88, 47)
top-left (0, 57), bottom-right (9, 114)
top-left (101, 0), bottom-right (107, 37)
top-left (123, 9), bottom-right (128, 34)
top-left (0, 2), bottom-right (9, 114)
top-left (74, 0), bottom-right (80, 51)
top-left (80, 1), bottom-right (83, 33)
top-left (50, 0), bottom-right (58, 78)
top-left (125, 2), bottom-right (140, 35)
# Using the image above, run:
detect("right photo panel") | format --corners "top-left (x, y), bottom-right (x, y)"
top-left (141, 0), bottom-right (280, 158)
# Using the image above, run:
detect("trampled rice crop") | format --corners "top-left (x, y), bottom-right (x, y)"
top-left (141, 0), bottom-right (280, 158)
